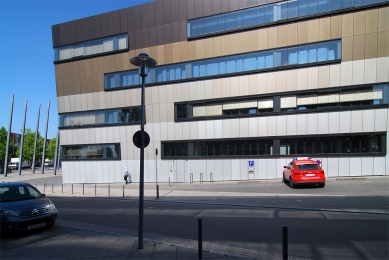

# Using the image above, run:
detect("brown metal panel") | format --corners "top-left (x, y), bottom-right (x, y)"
top-left (171, 22), bottom-right (180, 43)
top-left (52, 25), bottom-right (60, 47)
top-left (220, 0), bottom-right (229, 13)
top-left (211, 0), bottom-right (221, 15)
top-left (156, 0), bottom-right (164, 26)
top-left (171, 0), bottom-right (179, 23)
top-left (149, 26), bottom-right (157, 47)
top-left (74, 78), bottom-right (81, 95)
top-left (165, 43), bottom-right (173, 64)
top-left (62, 79), bottom-right (69, 96)
top-left (248, 0), bottom-right (259, 7)
top-left (91, 75), bottom-right (99, 93)
top-left (93, 16), bottom-right (101, 39)
top-left (179, 21), bottom-right (187, 41)
top-left (164, 24), bottom-right (172, 44)
top-left (59, 23), bottom-right (66, 46)
top-left (258, 0), bottom-right (268, 5)
top-left (127, 7), bottom-right (135, 31)
top-left (148, 2), bottom-right (156, 27)
top-left (106, 11), bottom-right (115, 36)
top-left (76, 20), bottom-right (83, 42)
top-left (134, 5), bottom-right (142, 30)
top-left (73, 61), bottom-right (80, 78)
top-left (79, 76), bottom-right (86, 95)
top-left (141, 4), bottom-right (149, 29)
top-left (85, 59), bottom-right (92, 76)
top-left (194, 0), bottom-right (203, 18)
top-left (229, 0), bottom-right (239, 11)
top-left (377, 31), bottom-right (389, 57)
top-left (90, 58), bottom-right (98, 75)
top-left (156, 25), bottom-right (165, 46)
top-left (365, 33), bottom-right (377, 59)
top-left (120, 8), bottom-right (128, 32)
top-left (64, 22), bottom-right (72, 45)
top-left (187, 0), bottom-right (195, 20)
top-left (353, 34), bottom-right (365, 60)
top-left (142, 28), bottom-right (150, 48)
top-left (101, 14), bottom-right (108, 37)
top-left (128, 30), bottom-right (136, 50)
top-left (113, 10), bottom-right (121, 34)
top-left (103, 56), bottom-right (110, 73)
top-left (163, 0), bottom-right (171, 24)
top-left (79, 60), bottom-right (86, 77)
top-left (203, 0), bottom-right (212, 17)
top-left (116, 54), bottom-right (123, 71)
top-left (67, 63), bottom-right (74, 79)
top-left (109, 55), bottom-right (117, 72)
top-left (178, 0), bottom-right (187, 21)
top-left (135, 29), bottom-right (143, 50)
top-left (85, 75), bottom-right (93, 94)
top-left (239, 0), bottom-right (249, 9)
top-left (56, 79), bottom-right (63, 97)
top-left (179, 42), bottom-right (188, 61)
top-left (70, 21), bottom-right (77, 43)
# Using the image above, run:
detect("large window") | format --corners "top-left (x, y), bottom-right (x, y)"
top-left (188, 0), bottom-right (388, 38)
top-left (175, 84), bottom-right (389, 120)
top-left (105, 40), bottom-right (341, 89)
top-left (54, 34), bottom-right (128, 62)
top-left (61, 144), bottom-right (121, 160)
top-left (162, 133), bottom-right (386, 159)
top-left (59, 107), bottom-right (141, 128)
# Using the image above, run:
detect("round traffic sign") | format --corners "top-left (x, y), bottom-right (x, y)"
top-left (133, 130), bottom-right (150, 148)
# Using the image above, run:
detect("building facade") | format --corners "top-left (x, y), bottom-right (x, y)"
top-left (52, 0), bottom-right (389, 184)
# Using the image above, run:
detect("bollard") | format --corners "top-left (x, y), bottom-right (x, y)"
top-left (157, 185), bottom-right (159, 199)
top-left (83, 184), bottom-right (84, 195)
top-left (95, 184), bottom-right (96, 196)
top-left (44, 183), bottom-right (46, 193)
top-left (62, 184), bottom-right (63, 194)
top-left (123, 185), bottom-right (125, 197)
top-left (108, 184), bottom-right (110, 197)
top-left (169, 177), bottom-right (170, 187)
top-left (283, 226), bottom-right (288, 260)
top-left (72, 184), bottom-right (73, 194)
top-left (190, 173), bottom-right (194, 184)
top-left (52, 184), bottom-right (53, 193)
top-left (198, 218), bottom-right (202, 259)
top-left (36, 183), bottom-right (38, 188)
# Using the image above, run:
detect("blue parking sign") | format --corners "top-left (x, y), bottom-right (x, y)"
top-left (248, 160), bottom-right (255, 167)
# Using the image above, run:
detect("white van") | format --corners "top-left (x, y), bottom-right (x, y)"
top-left (8, 158), bottom-right (31, 170)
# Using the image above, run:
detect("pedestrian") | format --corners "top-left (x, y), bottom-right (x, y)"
top-left (123, 167), bottom-right (129, 184)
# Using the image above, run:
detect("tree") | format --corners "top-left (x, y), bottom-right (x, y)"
top-left (46, 137), bottom-right (57, 160)
top-left (0, 126), bottom-right (14, 162)
top-left (15, 128), bottom-right (44, 161)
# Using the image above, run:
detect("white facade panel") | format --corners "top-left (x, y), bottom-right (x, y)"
top-left (214, 160), bottom-right (223, 181)
top-left (338, 158), bottom-right (350, 176)
top-left (296, 114), bottom-right (307, 135)
top-left (373, 157), bottom-right (386, 175)
top-left (167, 122), bottom-right (176, 140)
top-left (101, 128), bottom-right (108, 143)
top-left (351, 110), bottom-right (363, 133)
top-left (240, 159), bottom-right (249, 180)
top-left (267, 159), bottom-right (277, 179)
top-left (361, 157), bottom-right (374, 176)
top-left (174, 122), bottom-right (183, 140)
top-left (257, 159), bottom-right (268, 179)
top-left (230, 118), bottom-right (240, 137)
top-left (327, 158), bottom-right (339, 177)
top-left (375, 109), bottom-right (388, 131)
top-left (339, 111), bottom-right (352, 133)
top-left (267, 116), bottom-right (277, 136)
top-left (206, 121), bottom-right (215, 139)
top-left (318, 113), bottom-right (329, 134)
top-left (376, 57), bottom-right (389, 82)
top-left (214, 120), bottom-right (223, 138)
top-left (206, 160), bottom-right (215, 182)
top-left (197, 121), bottom-right (206, 139)
top-left (102, 162), bottom-right (110, 183)
top-left (341, 62), bottom-right (353, 86)
top-left (223, 159), bottom-right (232, 181)
top-left (349, 157), bottom-right (362, 176)
top-left (329, 64), bottom-right (341, 87)
top-left (364, 58), bottom-right (377, 84)
top-left (276, 115), bottom-right (287, 136)
top-left (258, 117), bottom-right (268, 136)
top-left (328, 112), bottom-right (340, 134)
top-left (352, 60), bottom-right (364, 85)
top-left (286, 114), bottom-right (297, 135)
top-left (182, 122), bottom-right (191, 140)
top-left (239, 118), bottom-right (249, 137)
top-left (306, 114), bottom-right (318, 135)
top-left (248, 117), bottom-right (258, 137)
top-left (79, 162), bottom-right (86, 183)
top-left (362, 110), bottom-right (375, 132)
top-left (231, 160), bottom-right (240, 180)
top-left (62, 162), bottom-right (70, 183)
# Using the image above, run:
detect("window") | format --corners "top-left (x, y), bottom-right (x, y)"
top-left (105, 40), bottom-right (341, 89)
top-left (54, 34), bottom-right (128, 62)
top-left (59, 107), bottom-right (141, 128)
top-left (61, 144), bottom-right (121, 160)
top-left (187, 0), bottom-right (387, 38)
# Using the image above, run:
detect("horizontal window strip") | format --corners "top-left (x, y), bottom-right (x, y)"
top-left (59, 107), bottom-right (141, 128)
top-left (188, 0), bottom-right (388, 38)
top-left (54, 34), bottom-right (128, 62)
top-left (104, 40), bottom-right (341, 90)
top-left (61, 143), bottom-right (121, 160)
top-left (161, 133), bottom-right (386, 159)
top-left (175, 84), bottom-right (389, 120)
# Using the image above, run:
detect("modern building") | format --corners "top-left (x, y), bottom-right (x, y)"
top-left (52, 0), bottom-right (389, 184)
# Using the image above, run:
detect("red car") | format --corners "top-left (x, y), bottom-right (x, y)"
top-left (283, 158), bottom-right (326, 188)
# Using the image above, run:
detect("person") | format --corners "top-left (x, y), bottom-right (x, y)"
top-left (123, 167), bottom-right (129, 184)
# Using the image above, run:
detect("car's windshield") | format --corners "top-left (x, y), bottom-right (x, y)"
top-left (297, 164), bottom-right (320, 170)
top-left (0, 185), bottom-right (41, 202)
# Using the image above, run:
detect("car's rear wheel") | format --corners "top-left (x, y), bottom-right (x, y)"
top-left (318, 183), bottom-right (325, 188)
top-left (289, 177), bottom-right (295, 188)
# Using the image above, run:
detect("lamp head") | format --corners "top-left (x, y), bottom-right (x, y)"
top-left (130, 52), bottom-right (157, 77)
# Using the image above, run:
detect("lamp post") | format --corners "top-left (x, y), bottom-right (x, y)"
top-left (130, 53), bottom-right (156, 249)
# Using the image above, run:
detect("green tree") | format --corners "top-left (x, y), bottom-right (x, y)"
top-left (46, 137), bottom-right (57, 160)
top-left (15, 128), bottom-right (44, 161)
top-left (0, 126), bottom-right (14, 162)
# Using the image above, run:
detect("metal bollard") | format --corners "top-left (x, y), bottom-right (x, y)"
top-left (108, 185), bottom-right (110, 197)
top-left (95, 184), bottom-right (96, 196)
top-left (283, 226), bottom-right (288, 260)
top-left (210, 172), bottom-right (213, 183)
top-left (83, 184), bottom-right (84, 195)
top-left (44, 183), bottom-right (46, 193)
top-left (190, 173), bottom-right (194, 184)
top-left (52, 184), bottom-right (54, 193)
top-left (157, 185), bottom-right (159, 199)
top-left (62, 184), bottom-right (63, 194)
top-left (36, 183), bottom-right (38, 188)
top-left (198, 218), bottom-right (202, 259)
top-left (72, 184), bottom-right (73, 194)
top-left (200, 173), bottom-right (204, 184)
top-left (169, 177), bottom-right (170, 187)
top-left (123, 185), bottom-right (125, 197)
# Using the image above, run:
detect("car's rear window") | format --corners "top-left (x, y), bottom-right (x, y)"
top-left (297, 164), bottom-right (320, 170)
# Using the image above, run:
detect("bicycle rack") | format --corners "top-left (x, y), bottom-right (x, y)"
top-left (210, 172), bottom-right (213, 183)
top-left (190, 173), bottom-right (194, 184)
top-left (200, 173), bottom-right (204, 184)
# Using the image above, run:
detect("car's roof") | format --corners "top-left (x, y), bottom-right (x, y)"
top-left (293, 159), bottom-right (318, 165)
top-left (0, 182), bottom-right (29, 188)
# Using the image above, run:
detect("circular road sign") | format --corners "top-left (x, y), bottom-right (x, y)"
top-left (133, 130), bottom-right (150, 148)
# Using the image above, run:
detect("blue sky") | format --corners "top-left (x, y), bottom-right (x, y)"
top-left (0, 0), bottom-right (151, 139)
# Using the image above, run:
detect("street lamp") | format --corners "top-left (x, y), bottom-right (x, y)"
top-left (130, 52), bottom-right (157, 249)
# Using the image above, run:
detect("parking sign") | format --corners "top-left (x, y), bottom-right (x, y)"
top-left (248, 160), bottom-right (255, 167)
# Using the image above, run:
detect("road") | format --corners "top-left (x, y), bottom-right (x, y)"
top-left (1, 172), bottom-right (388, 259)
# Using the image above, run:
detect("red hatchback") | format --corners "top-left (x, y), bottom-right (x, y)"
top-left (283, 158), bottom-right (326, 188)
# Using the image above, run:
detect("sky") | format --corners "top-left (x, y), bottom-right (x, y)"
top-left (0, 0), bottom-right (151, 139)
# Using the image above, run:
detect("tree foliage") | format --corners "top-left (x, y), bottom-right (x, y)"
top-left (15, 128), bottom-right (44, 161)
top-left (46, 137), bottom-right (57, 160)
top-left (0, 127), bottom-right (14, 162)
